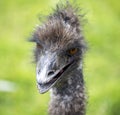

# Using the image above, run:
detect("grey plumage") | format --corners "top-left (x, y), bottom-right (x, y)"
top-left (31, 2), bottom-right (87, 115)
top-left (49, 69), bottom-right (86, 115)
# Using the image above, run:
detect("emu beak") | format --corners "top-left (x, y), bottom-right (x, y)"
top-left (36, 54), bottom-right (74, 94)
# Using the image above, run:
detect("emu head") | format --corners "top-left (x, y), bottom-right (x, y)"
top-left (31, 4), bottom-right (86, 93)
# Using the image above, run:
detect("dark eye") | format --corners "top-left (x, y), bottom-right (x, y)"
top-left (68, 48), bottom-right (78, 56)
top-left (36, 43), bottom-right (42, 49)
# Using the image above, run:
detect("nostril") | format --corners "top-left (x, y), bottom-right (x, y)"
top-left (48, 70), bottom-right (55, 76)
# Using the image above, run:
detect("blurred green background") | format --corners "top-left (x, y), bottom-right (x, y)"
top-left (0, 0), bottom-right (120, 115)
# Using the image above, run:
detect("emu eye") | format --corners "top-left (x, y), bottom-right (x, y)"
top-left (68, 48), bottom-right (78, 55)
top-left (36, 43), bottom-right (42, 49)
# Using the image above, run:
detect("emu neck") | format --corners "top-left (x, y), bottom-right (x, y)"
top-left (49, 69), bottom-right (86, 115)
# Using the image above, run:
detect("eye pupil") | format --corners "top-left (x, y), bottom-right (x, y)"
top-left (69, 48), bottom-right (78, 55)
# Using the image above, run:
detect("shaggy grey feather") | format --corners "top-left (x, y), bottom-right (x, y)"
top-left (31, 2), bottom-right (87, 115)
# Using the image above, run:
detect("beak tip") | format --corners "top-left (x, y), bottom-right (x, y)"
top-left (39, 89), bottom-right (48, 94)
top-left (38, 85), bottom-right (48, 94)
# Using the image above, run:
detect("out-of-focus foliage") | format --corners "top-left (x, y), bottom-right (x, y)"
top-left (0, 0), bottom-right (119, 115)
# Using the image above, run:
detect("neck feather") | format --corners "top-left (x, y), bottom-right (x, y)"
top-left (48, 69), bottom-right (86, 115)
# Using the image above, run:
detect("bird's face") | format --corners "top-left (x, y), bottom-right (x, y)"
top-left (35, 40), bottom-right (83, 94)
top-left (31, 14), bottom-right (86, 93)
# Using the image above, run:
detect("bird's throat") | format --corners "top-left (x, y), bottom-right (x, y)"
top-left (48, 69), bottom-right (86, 115)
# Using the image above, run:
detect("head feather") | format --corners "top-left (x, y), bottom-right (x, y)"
top-left (31, 1), bottom-right (86, 51)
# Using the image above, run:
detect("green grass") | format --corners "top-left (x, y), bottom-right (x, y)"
top-left (0, 0), bottom-right (120, 115)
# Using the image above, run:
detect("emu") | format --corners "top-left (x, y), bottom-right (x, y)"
top-left (31, 2), bottom-right (87, 115)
